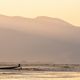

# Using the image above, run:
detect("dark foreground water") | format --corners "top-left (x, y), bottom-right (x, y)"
top-left (0, 70), bottom-right (80, 80)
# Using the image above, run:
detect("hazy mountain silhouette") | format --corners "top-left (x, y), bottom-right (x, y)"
top-left (0, 15), bottom-right (80, 64)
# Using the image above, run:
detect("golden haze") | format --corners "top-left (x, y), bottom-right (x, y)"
top-left (0, 0), bottom-right (80, 26)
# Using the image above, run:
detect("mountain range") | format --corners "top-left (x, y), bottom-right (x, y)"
top-left (0, 15), bottom-right (80, 64)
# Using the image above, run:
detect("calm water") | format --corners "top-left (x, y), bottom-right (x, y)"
top-left (0, 70), bottom-right (80, 80)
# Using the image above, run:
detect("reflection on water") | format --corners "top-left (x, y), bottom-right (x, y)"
top-left (0, 70), bottom-right (80, 80)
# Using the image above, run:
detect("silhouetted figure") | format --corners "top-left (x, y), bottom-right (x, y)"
top-left (18, 64), bottom-right (21, 67)
top-left (18, 64), bottom-right (22, 70)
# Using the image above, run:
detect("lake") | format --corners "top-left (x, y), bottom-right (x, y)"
top-left (0, 70), bottom-right (80, 80)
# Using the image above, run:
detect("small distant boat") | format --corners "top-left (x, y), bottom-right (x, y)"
top-left (0, 64), bottom-right (22, 70)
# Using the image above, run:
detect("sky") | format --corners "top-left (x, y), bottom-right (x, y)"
top-left (0, 0), bottom-right (80, 26)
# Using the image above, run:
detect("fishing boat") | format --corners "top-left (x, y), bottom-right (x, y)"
top-left (0, 64), bottom-right (22, 70)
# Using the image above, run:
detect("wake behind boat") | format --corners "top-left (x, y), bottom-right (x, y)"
top-left (0, 64), bottom-right (22, 70)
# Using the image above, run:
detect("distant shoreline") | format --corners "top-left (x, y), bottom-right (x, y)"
top-left (0, 63), bottom-right (80, 72)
